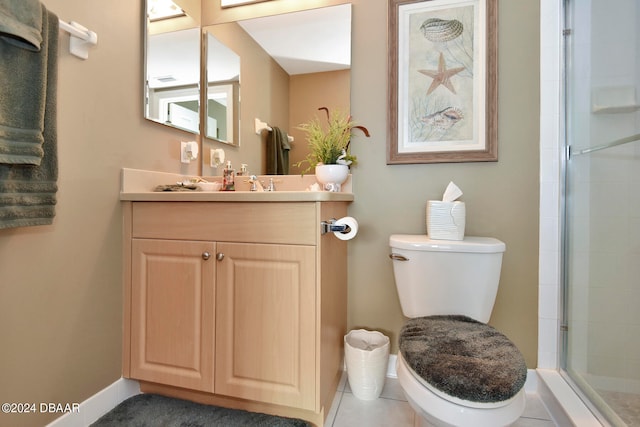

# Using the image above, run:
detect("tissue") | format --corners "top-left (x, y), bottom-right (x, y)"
top-left (442, 181), bottom-right (463, 202)
top-left (333, 216), bottom-right (358, 240)
top-left (427, 182), bottom-right (465, 240)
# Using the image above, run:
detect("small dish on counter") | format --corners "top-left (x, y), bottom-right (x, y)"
top-left (196, 181), bottom-right (222, 191)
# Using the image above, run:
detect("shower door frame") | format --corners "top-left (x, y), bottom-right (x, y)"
top-left (559, 0), bottom-right (639, 425)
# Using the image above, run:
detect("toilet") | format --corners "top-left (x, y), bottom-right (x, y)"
top-left (389, 234), bottom-right (527, 427)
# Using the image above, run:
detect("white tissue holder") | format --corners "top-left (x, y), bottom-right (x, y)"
top-left (426, 201), bottom-right (466, 240)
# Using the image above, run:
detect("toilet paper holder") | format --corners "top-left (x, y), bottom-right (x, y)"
top-left (321, 218), bottom-right (351, 235)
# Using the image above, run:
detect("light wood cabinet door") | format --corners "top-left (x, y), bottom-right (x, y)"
top-left (130, 239), bottom-right (216, 392)
top-left (215, 242), bottom-right (316, 410)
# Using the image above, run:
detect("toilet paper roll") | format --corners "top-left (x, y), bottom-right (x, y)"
top-left (333, 216), bottom-right (358, 240)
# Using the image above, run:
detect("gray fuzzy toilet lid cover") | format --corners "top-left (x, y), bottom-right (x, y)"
top-left (399, 315), bottom-right (527, 403)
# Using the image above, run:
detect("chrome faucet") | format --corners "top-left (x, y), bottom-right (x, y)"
top-left (264, 178), bottom-right (276, 192)
top-left (247, 175), bottom-right (264, 192)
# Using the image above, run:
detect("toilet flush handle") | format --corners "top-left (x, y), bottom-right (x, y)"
top-left (389, 253), bottom-right (409, 261)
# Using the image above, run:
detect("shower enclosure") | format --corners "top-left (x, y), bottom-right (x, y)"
top-left (562, 0), bottom-right (640, 425)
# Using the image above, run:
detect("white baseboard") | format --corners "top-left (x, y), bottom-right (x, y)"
top-left (387, 354), bottom-right (398, 378)
top-left (525, 369), bottom-right (538, 393)
top-left (46, 378), bottom-right (140, 427)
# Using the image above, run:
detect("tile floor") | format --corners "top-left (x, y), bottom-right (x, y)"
top-left (324, 375), bottom-right (557, 427)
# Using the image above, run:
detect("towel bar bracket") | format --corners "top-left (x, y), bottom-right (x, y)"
top-left (59, 20), bottom-right (98, 60)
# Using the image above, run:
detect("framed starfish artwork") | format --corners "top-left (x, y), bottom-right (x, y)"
top-left (387, 0), bottom-right (498, 164)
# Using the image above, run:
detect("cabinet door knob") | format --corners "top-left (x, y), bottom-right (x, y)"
top-left (216, 252), bottom-right (225, 261)
top-left (202, 252), bottom-right (211, 260)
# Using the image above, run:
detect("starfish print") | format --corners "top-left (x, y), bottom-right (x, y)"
top-left (418, 52), bottom-right (465, 95)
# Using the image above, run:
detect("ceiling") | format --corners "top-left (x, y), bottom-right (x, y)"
top-left (238, 4), bottom-right (352, 75)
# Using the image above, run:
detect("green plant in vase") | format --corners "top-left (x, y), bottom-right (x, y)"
top-left (296, 107), bottom-right (370, 174)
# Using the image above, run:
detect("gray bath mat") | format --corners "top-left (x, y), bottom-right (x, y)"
top-left (90, 394), bottom-right (310, 427)
top-left (399, 315), bottom-right (527, 403)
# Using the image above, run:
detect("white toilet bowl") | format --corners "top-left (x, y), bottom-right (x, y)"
top-left (389, 235), bottom-right (527, 426)
top-left (397, 353), bottom-right (526, 427)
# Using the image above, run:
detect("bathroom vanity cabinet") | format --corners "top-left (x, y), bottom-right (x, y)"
top-left (121, 198), bottom-right (351, 425)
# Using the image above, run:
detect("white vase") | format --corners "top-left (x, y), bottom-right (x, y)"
top-left (315, 164), bottom-right (349, 192)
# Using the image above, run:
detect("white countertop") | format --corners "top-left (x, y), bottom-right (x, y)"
top-left (120, 168), bottom-right (354, 202)
top-left (120, 190), bottom-right (354, 202)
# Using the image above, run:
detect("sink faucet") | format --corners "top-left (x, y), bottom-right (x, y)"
top-left (264, 178), bottom-right (276, 192)
top-left (247, 175), bottom-right (264, 192)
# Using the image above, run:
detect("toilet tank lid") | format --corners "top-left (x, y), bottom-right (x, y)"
top-left (389, 235), bottom-right (506, 253)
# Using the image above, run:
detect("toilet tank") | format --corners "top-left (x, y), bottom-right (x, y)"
top-left (389, 235), bottom-right (506, 323)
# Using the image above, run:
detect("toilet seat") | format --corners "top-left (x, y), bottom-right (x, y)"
top-left (400, 353), bottom-right (518, 409)
top-left (397, 352), bottom-right (527, 427)
top-left (399, 315), bottom-right (527, 405)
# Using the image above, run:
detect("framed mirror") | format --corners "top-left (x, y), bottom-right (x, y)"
top-left (144, 0), bottom-right (201, 134)
top-left (205, 32), bottom-right (241, 145)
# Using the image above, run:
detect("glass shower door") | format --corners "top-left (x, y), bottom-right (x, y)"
top-left (562, 0), bottom-right (640, 425)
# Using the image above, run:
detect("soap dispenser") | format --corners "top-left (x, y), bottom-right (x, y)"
top-left (222, 160), bottom-right (235, 191)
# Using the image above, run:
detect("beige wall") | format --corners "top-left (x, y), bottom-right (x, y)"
top-left (0, 1), bottom-right (539, 426)
top-left (347, 1), bottom-right (540, 363)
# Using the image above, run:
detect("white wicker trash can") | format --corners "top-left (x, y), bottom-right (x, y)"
top-left (344, 329), bottom-right (390, 400)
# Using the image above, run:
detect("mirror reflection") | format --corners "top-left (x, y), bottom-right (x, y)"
top-left (144, 0), bottom-right (200, 134)
top-left (202, 4), bottom-right (352, 175)
top-left (205, 32), bottom-right (240, 145)
top-left (143, 2), bottom-right (352, 174)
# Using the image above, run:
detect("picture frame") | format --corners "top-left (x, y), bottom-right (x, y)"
top-left (387, 0), bottom-right (498, 164)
